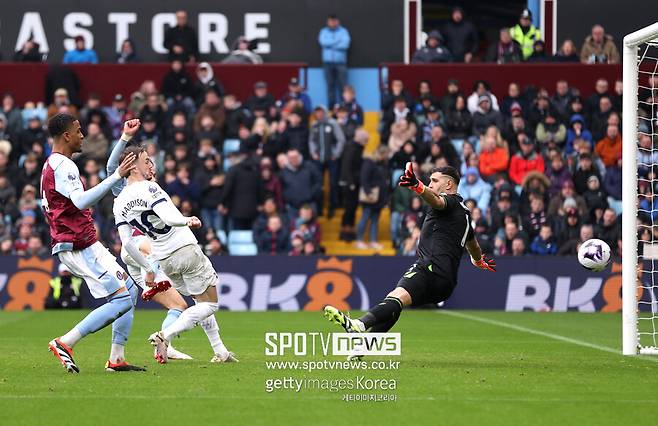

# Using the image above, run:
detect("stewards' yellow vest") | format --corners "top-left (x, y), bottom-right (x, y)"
top-left (510, 24), bottom-right (541, 60)
top-left (49, 276), bottom-right (82, 300)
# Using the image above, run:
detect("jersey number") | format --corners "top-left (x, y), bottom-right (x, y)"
top-left (129, 210), bottom-right (172, 240)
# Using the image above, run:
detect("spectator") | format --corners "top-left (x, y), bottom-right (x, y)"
top-left (103, 94), bottom-right (129, 140)
top-left (44, 65), bottom-right (81, 107)
top-left (309, 106), bottom-right (346, 217)
top-left (280, 109), bottom-right (310, 159)
top-left (527, 94), bottom-right (556, 130)
top-left (222, 36), bottom-right (263, 64)
top-left (583, 175), bottom-right (608, 218)
top-left (603, 156), bottom-right (622, 214)
top-left (219, 152), bottom-right (263, 230)
top-left (511, 237), bottom-right (527, 256)
top-left (503, 112), bottom-right (530, 153)
top-left (390, 167), bottom-right (417, 247)
top-left (164, 10), bottom-right (199, 62)
top-left (611, 78), bottom-right (622, 113)
top-left (530, 224), bottom-right (558, 255)
top-left (14, 39), bottom-right (43, 62)
top-left (467, 80), bottom-right (499, 114)
top-left (18, 115), bottom-right (47, 158)
top-left (194, 90), bottom-right (224, 135)
top-left (501, 82), bottom-right (528, 119)
top-left (595, 124), bottom-right (622, 168)
top-left (552, 80), bottom-right (574, 119)
top-left (510, 8), bottom-right (541, 60)
top-left (590, 96), bottom-right (614, 142)
top-left (445, 94), bottom-right (472, 141)
top-left (595, 208), bottom-right (620, 248)
top-left (478, 130), bottom-right (509, 181)
top-left (486, 28), bottom-right (522, 64)
top-left (292, 204), bottom-right (322, 245)
top-left (472, 95), bottom-right (503, 136)
top-left (548, 180), bottom-right (588, 218)
top-left (335, 104), bottom-right (357, 147)
top-left (63, 35), bottom-right (98, 64)
top-left (557, 220), bottom-right (591, 255)
top-left (553, 39), bottom-right (580, 62)
top-left (585, 78), bottom-right (610, 119)
top-left (572, 153), bottom-right (602, 195)
top-left (198, 156), bottom-right (225, 232)
top-left (280, 149), bottom-right (322, 214)
top-left (204, 236), bottom-right (228, 256)
top-left (546, 155), bottom-right (574, 197)
top-left (440, 78), bottom-right (462, 114)
top-left (47, 88), bottom-right (78, 120)
top-left (280, 77), bottom-right (312, 115)
top-left (256, 215), bottom-right (290, 254)
top-left (536, 112), bottom-right (567, 150)
top-left (2, 94), bottom-right (23, 139)
top-left (253, 196), bottom-right (286, 236)
top-left (527, 40), bottom-right (549, 62)
top-left (223, 94), bottom-right (252, 139)
top-left (45, 264), bottom-right (82, 309)
top-left (381, 79), bottom-right (415, 113)
top-left (580, 24), bottom-right (620, 64)
top-left (116, 39), bottom-right (140, 63)
top-left (565, 115), bottom-right (594, 155)
top-left (261, 164), bottom-right (284, 211)
top-left (134, 114), bottom-right (161, 146)
top-left (339, 128), bottom-right (367, 242)
top-left (246, 81), bottom-right (276, 113)
top-left (495, 220), bottom-right (526, 256)
top-left (381, 96), bottom-right (414, 143)
top-left (411, 30), bottom-right (452, 63)
top-left (193, 62), bottom-right (225, 107)
top-left (388, 119), bottom-right (417, 155)
top-left (458, 167), bottom-right (492, 214)
top-left (509, 133), bottom-right (545, 185)
top-left (355, 145), bottom-right (389, 250)
top-left (165, 164), bottom-right (200, 204)
top-left (80, 122), bottom-right (108, 164)
top-left (421, 126), bottom-right (459, 169)
top-left (418, 105), bottom-right (444, 144)
top-left (318, 14), bottom-right (351, 108)
top-left (441, 7), bottom-right (478, 63)
top-left (337, 85), bottom-right (363, 126)
top-left (522, 192), bottom-right (549, 240)
top-left (161, 59), bottom-right (195, 112)
top-left (15, 154), bottom-right (40, 195)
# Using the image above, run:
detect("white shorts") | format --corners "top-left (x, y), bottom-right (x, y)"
top-left (120, 236), bottom-right (172, 291)
top-left (58, 241), bottom-right (127, 299)
top-left (159, 244), bottom-right (218, 297)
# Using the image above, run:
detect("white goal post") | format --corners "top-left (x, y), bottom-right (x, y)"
top-left (623, 22), bottom-right (658, 355)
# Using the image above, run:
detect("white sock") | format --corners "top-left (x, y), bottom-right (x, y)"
top-left (199, 315), bottom-right (228, 356)
top-left (162, 302), bottom-right (218, 341)
top-left (60, 328), bottom-right (82, 348)
top-left (109, 343), bottom-right (125, 363)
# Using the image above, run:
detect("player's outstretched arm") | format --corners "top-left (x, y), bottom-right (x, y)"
top-left (68, 153), bottom-right (136, 210)
top-left (398, 162), bottom-right (447, 209)
top-left (465, 237), bottom-right (496, 272)
top-left (107, 120), bottom-right (141, 196)
top-left (152, 199), bottom-right (201, 228)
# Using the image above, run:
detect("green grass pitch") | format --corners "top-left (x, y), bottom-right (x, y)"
top-left (1, 310), bottom-right (657, 425)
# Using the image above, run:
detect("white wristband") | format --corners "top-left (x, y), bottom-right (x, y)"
top-left (120, 132), bottom-right (133, 142)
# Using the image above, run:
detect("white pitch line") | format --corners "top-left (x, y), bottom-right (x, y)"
top-left (439, 310), bottom-right (658, 363)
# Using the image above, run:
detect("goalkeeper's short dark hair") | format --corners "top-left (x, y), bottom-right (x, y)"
top-left (47, 113), bottom-right (77, 137)
top-left (430, 166), bottom-right (460, 186)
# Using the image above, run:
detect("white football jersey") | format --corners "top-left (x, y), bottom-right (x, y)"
top-left (113, 180), bottom-right (197, 260)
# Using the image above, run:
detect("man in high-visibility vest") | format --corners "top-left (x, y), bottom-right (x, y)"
top-left (510, 8), bottom-right (542, 60)
top-left (45, 263), bottom-right (83, 309)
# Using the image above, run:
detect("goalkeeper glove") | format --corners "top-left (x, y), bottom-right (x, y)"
top-left (471, 254), bottom-right (496, 272)
top-left (398, 162), bottom-right (425, 194)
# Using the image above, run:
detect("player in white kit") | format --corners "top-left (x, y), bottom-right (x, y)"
top-left (112, 145), bottom-right (237, 363)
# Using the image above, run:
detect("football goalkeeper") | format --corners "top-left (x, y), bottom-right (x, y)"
top-left (324, 163), bottom-right (495, 340)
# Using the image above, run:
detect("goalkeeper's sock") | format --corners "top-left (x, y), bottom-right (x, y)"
top-left (199, 314), bottom-right (229, 356)
top-left (359, 297), bottom-right (403, 330)
top-left (162, 309), bottom-right (183, 330)
top-left (162, 302), bottom-right (218, 341)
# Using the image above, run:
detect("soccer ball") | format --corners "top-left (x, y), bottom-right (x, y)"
top-left (577, 239), bottom-right (611, 272)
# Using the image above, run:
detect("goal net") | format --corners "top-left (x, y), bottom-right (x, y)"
top-left (623, 22), bottom-right (658, 355)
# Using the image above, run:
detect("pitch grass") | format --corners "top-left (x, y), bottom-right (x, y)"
top-left (1, 310), bottom-right (657, 426)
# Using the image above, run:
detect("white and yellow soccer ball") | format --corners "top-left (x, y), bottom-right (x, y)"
top-left (577, 238), bottom-right (612, 272)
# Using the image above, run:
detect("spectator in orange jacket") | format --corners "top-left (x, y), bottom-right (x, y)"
top-left (595, 124), bottom-right (622, 168)
top-left (479, 132), bottom-right (509, 181)
top-left (509, 133), bottom-right (545, 185)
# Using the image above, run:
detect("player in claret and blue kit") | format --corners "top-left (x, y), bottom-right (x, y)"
top-left (40, 113), bottom-right (145, 373)
top-left (324, 163), bottom-right (496, 355)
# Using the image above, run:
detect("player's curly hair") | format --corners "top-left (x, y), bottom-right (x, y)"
top-left (430, 166), bottom-right (460, 186)
top-left (47, 113), bottom-right (77, 137)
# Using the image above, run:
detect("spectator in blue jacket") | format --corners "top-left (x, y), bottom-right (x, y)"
top-left (318, 14), bottom-right (351, 108)
top-left (530, 224), bottom-right (558, 255)
top-left (280, 77), bottom-right (312, 115)
top-left (63, 36), bottom-right (98, 64)
top-left (457, 167), bottom-right (492, 214)
top-left (565, 114), bottom-right (594, 155)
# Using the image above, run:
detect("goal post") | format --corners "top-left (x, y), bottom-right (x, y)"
top-left (622, 22), bottom-right (658, 355)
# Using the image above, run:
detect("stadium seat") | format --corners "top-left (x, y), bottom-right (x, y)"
top-left (223, 139), bottom-right (241, 156)
top-left (223, 158), bottom-right (232, 172)
top-left (228, 230), bottom-right (254, 245)
top-left (391, 169), bottom-right (404, 187)
top-left (228, 243), bottom-right (258, 256)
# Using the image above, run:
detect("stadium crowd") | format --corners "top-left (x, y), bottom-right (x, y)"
top-left (0, 8), bottom-right (635, 258)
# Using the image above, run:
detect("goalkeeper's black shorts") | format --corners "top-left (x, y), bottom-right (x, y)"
top-left (396, 260), bottom-right (455, 307)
